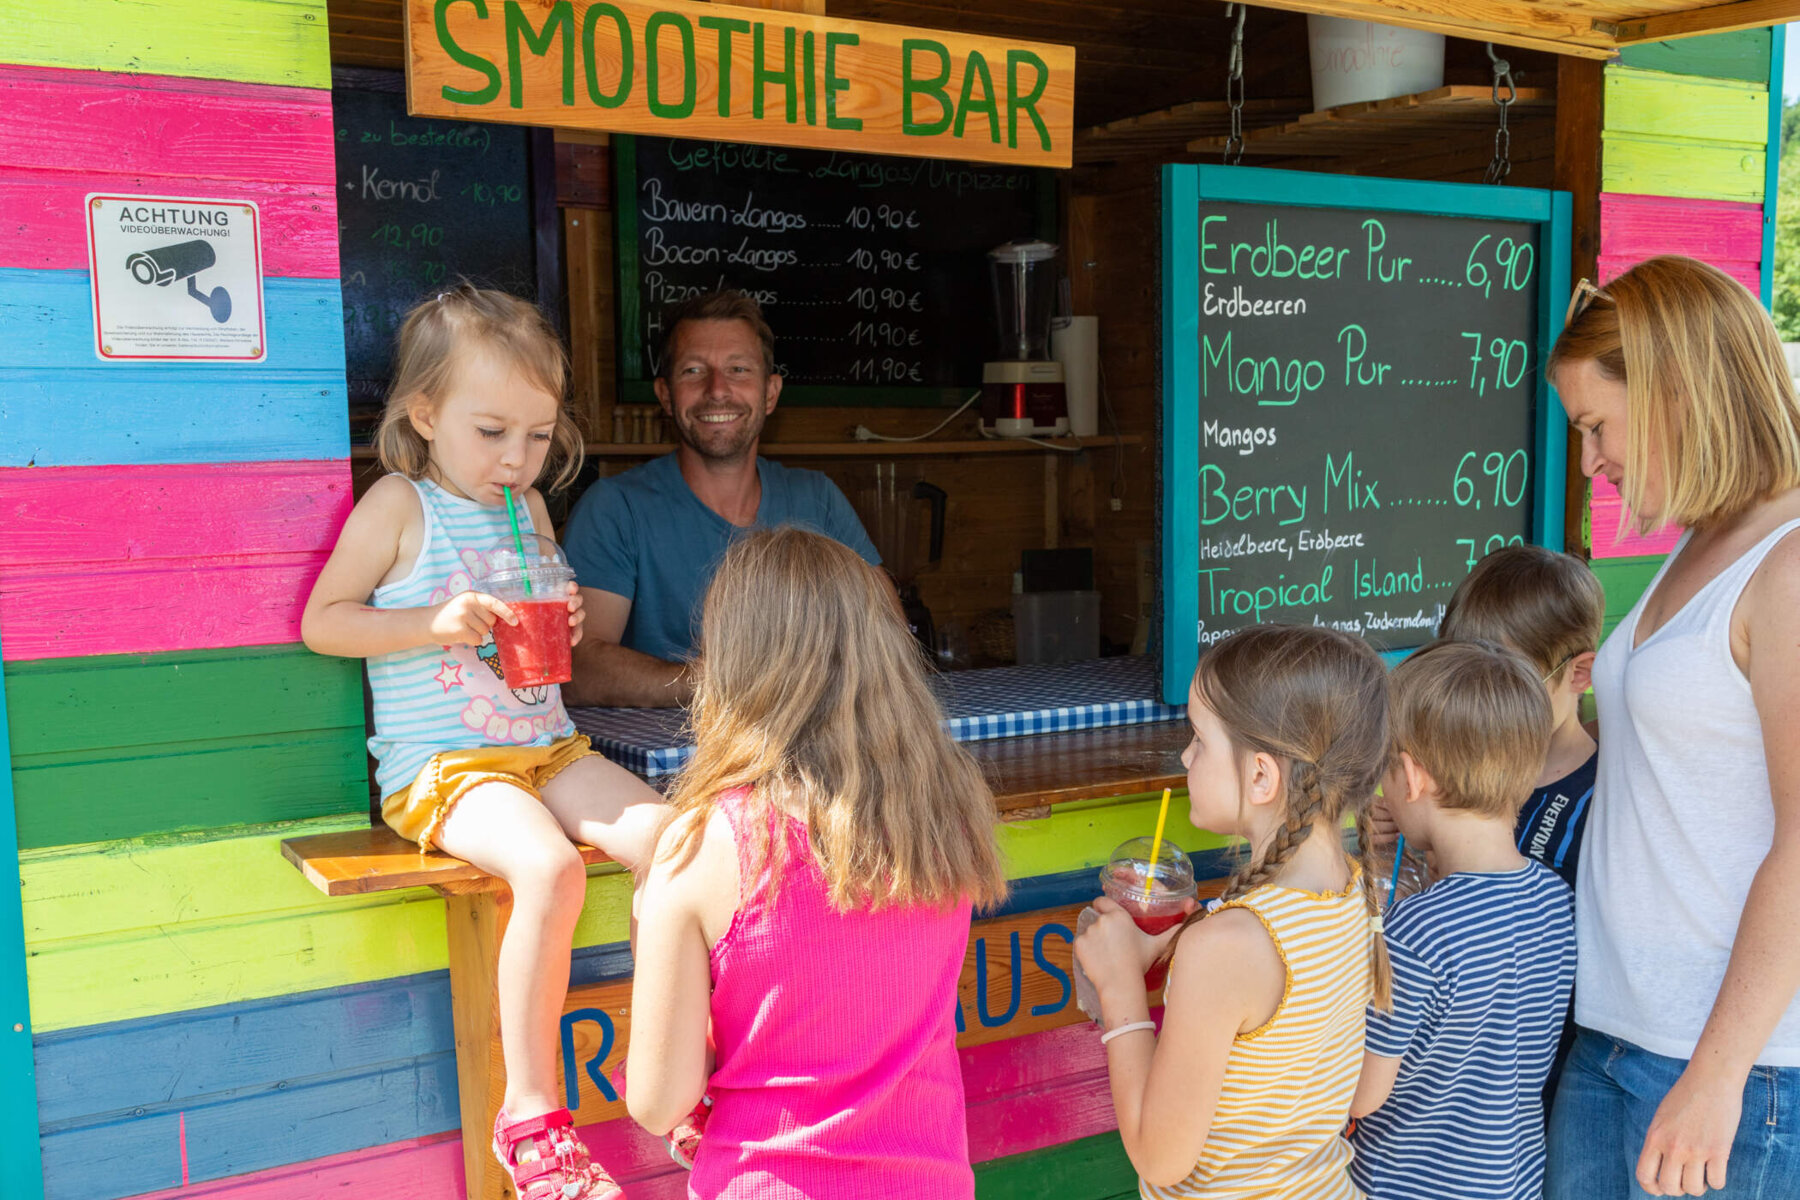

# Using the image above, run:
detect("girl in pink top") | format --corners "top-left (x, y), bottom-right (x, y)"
top-left (625, 527), bottom-right (1010, 1200)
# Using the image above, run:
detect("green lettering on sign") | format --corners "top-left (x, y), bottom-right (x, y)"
top-left (824, 32), bottom-right (861, 131)
top-left (504, 0), bottom-right (575, 109)
top-left (955, 49), bottom-right (999, 143)
top-left (696, 14), bottom-right (748, 117)
top-left (753, 22), bottom-right (798, 123)
top-left (1006, 50), bottom-right (1051, 151)
top-left (644, 10), bottom-right (696, 119)
top-left (901, 39), bottom-right (952, 136)
top-left (436, 0), bottom-right (502, 106)
top-left (581, 3), bottom-right (633, 108)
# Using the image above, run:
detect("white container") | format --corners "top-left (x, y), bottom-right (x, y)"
top-left (1051, 316), bottom-right (1099, 438)
top-left (1306, 17), bottom-right (1445, 111)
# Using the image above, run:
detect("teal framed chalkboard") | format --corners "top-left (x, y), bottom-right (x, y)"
top-left (1160, 166), bottom-right (1571, 704)
top-left (614, 133), bottom-right (1057, 407)
top-left (0, 630), bottom-right (45, 1200)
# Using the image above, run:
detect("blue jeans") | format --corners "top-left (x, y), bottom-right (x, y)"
top-left (1546, 1027), bottom-right (1800, 1199)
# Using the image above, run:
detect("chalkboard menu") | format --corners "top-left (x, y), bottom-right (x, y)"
top-left (1160, 167), bottom-right (1570, 702)
top-left (331, 69), bottom-right (543, 437)
top-left (616, 134), bottom-right (1055, 405)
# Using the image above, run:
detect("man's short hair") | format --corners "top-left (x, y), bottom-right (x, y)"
top-left (657, 289), bottom-right (777, 381)
top-left (1390, 639), bottom-right (1552, 819)
top-left (1439, 545), bottom-right (1605, 683)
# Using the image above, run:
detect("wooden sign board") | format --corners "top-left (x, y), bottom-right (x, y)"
top-left (405, 0), bottom-right (1075, 168)
top-left (555, 902), bottom-right (1126, 1125)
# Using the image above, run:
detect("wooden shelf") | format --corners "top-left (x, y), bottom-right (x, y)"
top-left (1185, 85), bottom-right (1554, 160)
top-left (1075, 96), bottom-right (1311, 163)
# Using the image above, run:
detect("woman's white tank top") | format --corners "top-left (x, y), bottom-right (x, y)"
top-left (1578, 518), bottom-right (1800, 1065)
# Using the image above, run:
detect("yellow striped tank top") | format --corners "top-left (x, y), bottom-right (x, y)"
top-left (1144, 871), bottom-right (1374, 1200)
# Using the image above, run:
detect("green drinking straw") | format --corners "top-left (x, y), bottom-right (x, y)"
top-left (501, 486), bottom-right (533, 597)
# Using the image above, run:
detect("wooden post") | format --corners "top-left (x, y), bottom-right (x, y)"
top-left (440, 884), bottom-right (514, 1200)
top-left (1554, 55), bottom-right (1605, 556)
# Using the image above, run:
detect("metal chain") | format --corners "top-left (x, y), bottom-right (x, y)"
top-left (1484, 43), bottom-right (1515, 185)
top-left (1224, 4), bottom-right (1246, 166)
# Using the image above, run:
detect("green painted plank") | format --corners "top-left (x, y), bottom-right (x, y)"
top-left (1604, 67), bottom-right (1768, 146)
top-left (0, 629), bottom-right (46, 1196)
top-left (974, 1130), bottom-right (1136, 1200)
top-left (0, 0), bottom-right (330, 90)
top-left (6, 645), bottom-right (368, 849)
top-left (1616, 29), bottom-right (1772, 83)
top-left (21, 789), bottom-right (1212, 1031)
top-left (1602, 135), bottom-right (1766, 203)
top-left (1593, 554), bottom-right (1667, 641)
top-left (4, 645), bottom-right (362, 758)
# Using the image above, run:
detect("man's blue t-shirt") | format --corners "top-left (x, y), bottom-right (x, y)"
top-left (563, 453), bottom-right (880, 662)
top-left (1348, 862), bottom-right (1575, 1200)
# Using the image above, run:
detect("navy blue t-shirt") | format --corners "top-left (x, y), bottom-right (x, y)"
top-left (1349, 863), bottom-right (1576, 1200)
top-left (563, 453), bottom-right (880, 662)
top-left (1515, 751), bottom-right (1596, 889)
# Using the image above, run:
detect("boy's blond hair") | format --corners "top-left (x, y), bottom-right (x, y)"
top-left (1440, 545), bottom-right (1604, 684)
top-left (1390, 640), bottom-right (1552, 819)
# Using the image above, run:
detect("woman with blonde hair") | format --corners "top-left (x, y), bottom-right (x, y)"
top-left (623, 526), bottom-right (1009, 1199)
top-left (1546, 256), bottom-right (1800, 1199)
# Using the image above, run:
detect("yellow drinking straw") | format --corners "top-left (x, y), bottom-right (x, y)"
top-left (1147, 787), bottom-right (1173, 893)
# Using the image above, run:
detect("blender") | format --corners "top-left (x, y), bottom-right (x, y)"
top-left (980, 239), bottom-right (1070, 438)
top-left (850, 462), bottom-right (946, 654)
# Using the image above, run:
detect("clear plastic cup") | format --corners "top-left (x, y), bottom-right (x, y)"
top-left (477, 544), bottom-right (576, 689)
top-left (1099, 836), bottom-right (1198, 991)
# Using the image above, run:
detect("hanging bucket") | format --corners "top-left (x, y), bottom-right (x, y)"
top-left (1306, 17), bottom-right (1446, 110)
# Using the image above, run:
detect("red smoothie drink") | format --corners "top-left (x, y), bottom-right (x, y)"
top-left (492, 597), bottom-right (573, 688)
top-left (1099, 838), bottom-right (1199, 992)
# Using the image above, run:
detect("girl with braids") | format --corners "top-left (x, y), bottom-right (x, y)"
top-left (1075, 625), bottom-right (1392, 1199)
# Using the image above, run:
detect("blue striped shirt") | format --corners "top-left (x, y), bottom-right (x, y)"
top-left (1349, 862), bottom-right (1575, 1200)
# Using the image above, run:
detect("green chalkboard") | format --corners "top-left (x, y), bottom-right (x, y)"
top-left (1160, 167), bottom-right (1572, 703)
top-left (330, 68), bottom-right (547, 439)
top-left (615, 134), bottom-right (1057, 407)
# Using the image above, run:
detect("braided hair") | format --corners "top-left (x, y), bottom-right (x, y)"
top-left (1161, 625), bottom-right (1394, 1010)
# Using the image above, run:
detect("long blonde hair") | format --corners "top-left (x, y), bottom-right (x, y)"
top-left (1163, 626), bottom-right (1394, 1009)
top-left (661, 527), bottom-right (1009, 913)
top-left (373, 282), bottom-right (585, 491)
top-left (1548, 256), bottom-right (1800, 532)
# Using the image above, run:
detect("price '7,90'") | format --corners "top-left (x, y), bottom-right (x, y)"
top-left (1456, 534), bottom-right (1526, 571)
top-left (1461, 332), bottom-right (1530, 396)
top-left (1453, 449), bottom-right (1529, 510)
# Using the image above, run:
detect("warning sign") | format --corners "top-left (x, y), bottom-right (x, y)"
top-left (86, 194), bottom-right (266, 362)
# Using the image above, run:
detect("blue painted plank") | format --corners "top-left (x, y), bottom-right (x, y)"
top-left (0, 270), bottom-right (348, 467)
top-left (0, 626), bottom-right (46, 1198)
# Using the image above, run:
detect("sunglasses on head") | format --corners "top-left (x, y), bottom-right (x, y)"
top-left (1565, 277), bottom-right (1610, 327)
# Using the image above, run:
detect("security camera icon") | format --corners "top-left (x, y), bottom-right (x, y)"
top-left (125, 239), bottom-right (232, 323)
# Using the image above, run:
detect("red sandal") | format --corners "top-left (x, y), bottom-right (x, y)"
top-left (609, 1062), bottom-right (712, 1170)
top-left (492, 1106), bottom-right (623, 1200)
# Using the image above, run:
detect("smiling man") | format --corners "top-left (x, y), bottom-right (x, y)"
top-left (562, 290), bottom-right (880, 708)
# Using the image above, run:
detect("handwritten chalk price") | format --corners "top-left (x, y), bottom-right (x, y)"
top-left (1453, 449), bottom-right (1529, 510)
top-left (1460, 332), bottom-right (1530, 395)
top-left (1456, 534), bottom-right (1526, 571)
top-left (1464, 235), bottom-right (1536, 299)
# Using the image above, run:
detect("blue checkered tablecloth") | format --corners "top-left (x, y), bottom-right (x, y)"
top-left (570, 654), bottom-right (1184, 777)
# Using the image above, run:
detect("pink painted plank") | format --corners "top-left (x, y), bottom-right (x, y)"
top-left (1598, 254), bottom-right (1760, 295)
top-left (0, 65), bottom-right (334, 183)
top-left (1599, 193), bottom-right (1764, 262)
top-left (1590, 474), bottom-right (1682, 558)
top-left (0, 170), bottom-right (337, 276)
top-left (0, 460), bottom-right (351, 661)
top-left (128, 1133), bottom-right (465, 1200)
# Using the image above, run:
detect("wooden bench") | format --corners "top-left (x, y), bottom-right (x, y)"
top-left (281, 720), bottom-right (1188, 1200)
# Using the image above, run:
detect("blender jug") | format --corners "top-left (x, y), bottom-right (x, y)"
top-left (980, 240), bottom-right (1070, 438)
top-left (850, 462), bottom-right (946, 652)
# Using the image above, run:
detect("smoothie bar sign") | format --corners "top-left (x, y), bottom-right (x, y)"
top-left (1160, 168), bottom-right (1570, 701)
top-left (407, 0), bottom-right (1075, 167)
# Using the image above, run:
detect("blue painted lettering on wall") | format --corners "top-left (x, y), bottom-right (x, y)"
top-left (1031, 923), bottom-right (1073, 1017)
top-left (561, 1008), bottom-right (617, 1111)
top-left (976, 931), bottom-right (1023, 1027)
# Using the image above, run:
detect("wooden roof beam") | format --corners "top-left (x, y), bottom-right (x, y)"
top-left (1233, 0), bottom-right (1618, 57)
top-left (1599, 0), bottom-right (1800, 43)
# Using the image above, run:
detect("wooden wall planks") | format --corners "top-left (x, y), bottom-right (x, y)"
top-left (0, 0), bottom-right (331, 90)
top-left (1588, 474), bottom-right (1682, 559)
top-left (0, 273), bottom-right (348, 467)
top-left (1614, 28), bottom-right (1772, 82)
top-left (0, 461), bottom-right (351, 662)
top-left (1599, 68), bottom-right (1769, 204)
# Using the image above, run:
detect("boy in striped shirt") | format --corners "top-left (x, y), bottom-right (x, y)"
top-left (1348, 641), bottom-right (1577, 1200)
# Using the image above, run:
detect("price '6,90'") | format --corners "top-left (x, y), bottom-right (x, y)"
top-left (1453, 449), bottom-right (1529, 510)
top-left (1464, 235), bottom-right (1535, 299)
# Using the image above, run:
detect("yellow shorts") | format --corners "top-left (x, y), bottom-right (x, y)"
top-left (380, 734), bottom-right (597, 851)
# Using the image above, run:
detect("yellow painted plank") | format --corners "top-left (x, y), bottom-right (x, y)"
top-left (0, 0), bottom-right (331, 89)
top-left (1603, 66), bottom-right (1767, 146)
top-left (1602, 133), bottom-right (1766, 202)
top-left (22, 792), bottom-right (1217, 1030)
